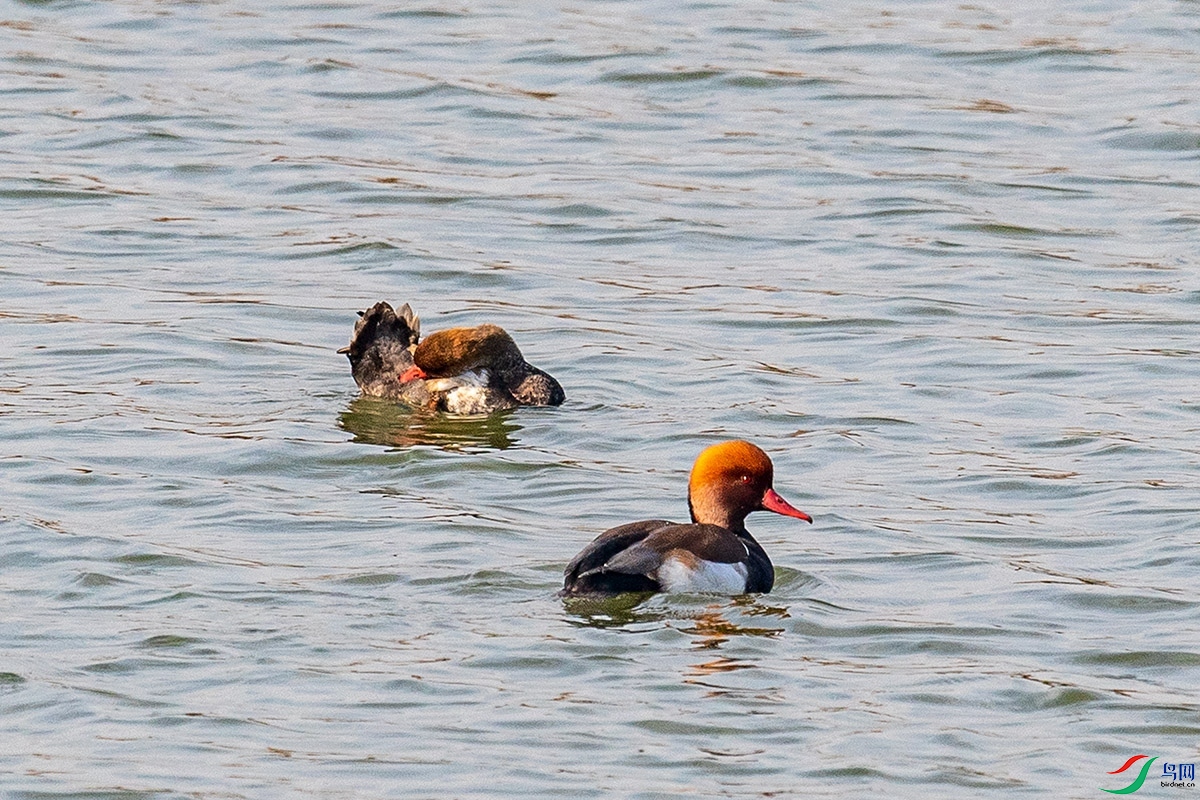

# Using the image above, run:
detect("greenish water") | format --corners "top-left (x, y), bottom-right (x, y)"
top-left (2, 1), bottom-right (1198, 798)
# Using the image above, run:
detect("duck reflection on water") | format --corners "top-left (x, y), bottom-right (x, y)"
top-left (562, 593), bottom-right (789, 640)
top-left (338, 396), bottom-right (521, 451)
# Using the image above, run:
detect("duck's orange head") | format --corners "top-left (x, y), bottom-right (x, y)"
top-left (686, 440), bottom-right (812, 530)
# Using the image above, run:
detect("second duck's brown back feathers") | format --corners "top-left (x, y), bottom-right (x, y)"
top-left (415, 325), bottom-right (522, 376)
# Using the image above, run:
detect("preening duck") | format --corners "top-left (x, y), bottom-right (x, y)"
top-left (340, 301), bottom-right (564, 415)
top-left (562, 440), bottom-right (812, 597)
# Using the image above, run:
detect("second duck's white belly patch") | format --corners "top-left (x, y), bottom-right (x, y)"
top-left (425, 369), bottom-right (494, 415)
top-left (442, 387), bottom-right (492, 415)
top-left (425, 368), bottom-right (489, 394)
top-left (655, 549), bottom-right (749, 594)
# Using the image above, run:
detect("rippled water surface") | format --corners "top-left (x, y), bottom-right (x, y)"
top-left (3, 1), bottom-right (1199, 797)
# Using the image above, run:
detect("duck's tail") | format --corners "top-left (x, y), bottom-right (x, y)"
top-left (509, 364), bottom-right (566, 407)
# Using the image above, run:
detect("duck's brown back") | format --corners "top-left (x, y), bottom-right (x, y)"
top-left (413, 324), bottom-right (520, 377)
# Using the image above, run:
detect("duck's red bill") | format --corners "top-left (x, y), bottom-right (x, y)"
top-left (761, 488), bottom-right (813, 523)
top-left (399, 365), bottom-right (427, 383)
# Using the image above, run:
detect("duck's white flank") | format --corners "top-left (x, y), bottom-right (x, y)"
top-left (655, 550), bottom-right (749, 594)
top-left (426, 369), bottom-right (494, 415)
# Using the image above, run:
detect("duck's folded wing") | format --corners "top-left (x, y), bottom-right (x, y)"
top-left (562, 520), bottom-right (675, 585)
top-left (601, 523), bottom-right (749, 575)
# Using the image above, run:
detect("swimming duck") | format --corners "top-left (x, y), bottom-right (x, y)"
top-left (561, 441), bottom-right (812, 596)
top-left (340, 301), bottom-right (565, 415)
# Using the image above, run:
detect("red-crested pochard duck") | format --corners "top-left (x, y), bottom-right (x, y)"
top-left (340, 301), bottom-right (564, 415)
top-left (562, 441), bottom-right (812, 596)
